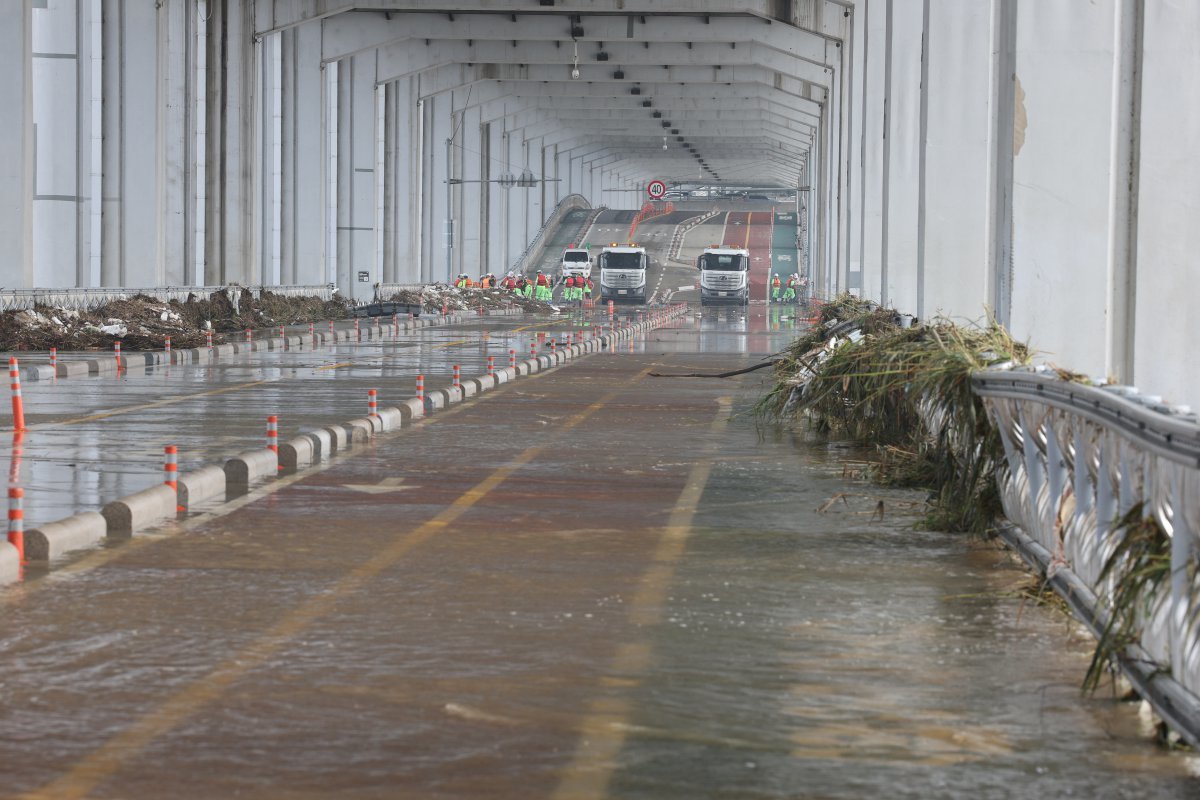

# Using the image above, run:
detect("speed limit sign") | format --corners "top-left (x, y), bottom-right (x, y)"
top-left (647, 180), bottom-right (666, 199)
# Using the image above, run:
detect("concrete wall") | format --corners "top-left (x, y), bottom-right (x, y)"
top-left (843, 0), bottom-right (1200, 407)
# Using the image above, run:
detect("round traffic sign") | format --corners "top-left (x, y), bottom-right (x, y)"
top-left (647, 180), bottom-right (666, 199)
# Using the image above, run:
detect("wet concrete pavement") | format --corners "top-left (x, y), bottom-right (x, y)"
top-left (1, 308), bottom-right (1197, 798)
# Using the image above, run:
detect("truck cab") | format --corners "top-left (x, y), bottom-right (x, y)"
top-left (598, 244), bottom-right (648, 304)
top-left (697, 246), bottom-right (750, 306)
top-left (559, 245), bottom-right (592, 280)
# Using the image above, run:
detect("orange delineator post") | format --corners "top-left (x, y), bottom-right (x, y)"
top-left (509, 349), bottom-right (517, 368)
top-left (206, 330), bottom-right (213, 349)
top-left (368, 389), bottom-right (378, 418)
top-left (49, 347), bottom-right (57, 371)
top-left (452, 365), bottom-right (461, 390)
top-left (9, 358), bottom-right (25, 432)
top-left (7, 486), bottom-right (23, 562)
top-left (487, 356), bottom-right (495, 376)
top-left (164, 445), bottom-right (178, 490)
top-left (164, 336), bottom-right (171, 359)
top-left (114, 341), bottom-right (122, 371)
top-left (266, 416), bottom-right (278, 455)
top-left (416, 375), bottom-right (425, 404)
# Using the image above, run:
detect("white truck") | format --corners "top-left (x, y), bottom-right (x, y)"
top-left (598, 244), bottom-right (648, 304)
top-left (697, 246), bottom-right (750, 306)
top-left (559, 245), bottom-right (592, 280)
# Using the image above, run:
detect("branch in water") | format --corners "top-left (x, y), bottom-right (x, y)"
top-left (649, 361), bottom-right (778, 378)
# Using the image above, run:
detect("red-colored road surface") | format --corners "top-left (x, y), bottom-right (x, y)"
top-left (725, 211), bottom-right (774, 303)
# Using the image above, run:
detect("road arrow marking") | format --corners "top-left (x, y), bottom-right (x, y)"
top-left (342, 477), bottom-right (415, 494)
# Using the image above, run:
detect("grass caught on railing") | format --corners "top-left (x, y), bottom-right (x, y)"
top-left (759, 293), bottom-right (1030, 533)
top-left (1083, 503), bottom-right (1174, 694)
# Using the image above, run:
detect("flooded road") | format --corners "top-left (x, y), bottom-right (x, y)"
top-left (0, 307), bottom-right (1196, 798)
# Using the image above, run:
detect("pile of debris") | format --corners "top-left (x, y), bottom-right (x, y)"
top-left (0, 284), bottom-right (560, 352)
top-left (383, 284), bottom-right (556, 314)
top-left (0, 289), bottom-right (351, 352)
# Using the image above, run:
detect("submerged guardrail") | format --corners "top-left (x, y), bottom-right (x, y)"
top-left (973, 368), bottom-right (1200, 745)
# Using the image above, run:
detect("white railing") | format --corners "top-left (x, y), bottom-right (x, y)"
top-left (974, 367), bottom-right (1200, 745)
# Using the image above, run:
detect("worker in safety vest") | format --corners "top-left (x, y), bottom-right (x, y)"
top-left (584, 277), bottom-right (593, 303)
top-left (783, 274), bottom-right (797, 303)
top-left (454, 274), bottom-right (467, 289)
top-left (771, 273), bottom-right (782, 303)
top-left (563, 275), bottom-right (576, 303)
top-left (535, 270), bottom-right (550, 302)
top-left (501, 274), bottom-right (516, 291)
top-left (522, 276), bottom-right (534, 299)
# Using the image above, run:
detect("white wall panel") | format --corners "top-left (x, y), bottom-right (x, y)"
top-left (1135, 1), bottom-right (1200, 406)
top-left (921, 0), bottom-right (992, 322)
top-left (1010, 2), bottom-right (1115, 375)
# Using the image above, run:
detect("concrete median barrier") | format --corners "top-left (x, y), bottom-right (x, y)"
top-left (224, 449), bottom-right (279, 498)
top-left (22, 364), bottom-right (55, 381)
top-left (178, 465), bottom-right (226, 510)
top-left (302, 428), bottom-right (333, 460)
top-left (102, 484), bottom-right (178, 538)
top-left (0, 542), bottom-right (18, 583)
top-left (321, 425), bottom-right (349, 454)
top-left (339, 418), bottom-right (372, 443)
top-left (213, 343), bottom-right (235, 358)
top-left (25, 511), bottom-right (107, 560)
top-left (279, 436), bottom-right (314, 472)
top-left (376, 407), bottom-right (403, 432)
top-left (396, 397), bottom-right (423, 424)
top-left (460, 380), bottom-right (479, 398)
top-left (425, 389), bottom-right (448, 413)
top-left (55, 361), bottom-right (90, 378)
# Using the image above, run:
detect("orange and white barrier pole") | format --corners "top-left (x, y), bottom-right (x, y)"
top-left (163, 445), bottom-right (178, 491)
top-left (7, 486), bottom-right (23, 561)
top-left (245, 328), bottom-right (253, 347)
top-left (206, 330), bottom-right (213, 349)
top-left (530, 342), bottom-right (537, 359)
top-left (416, 375), bottom-right (425, 405)
top-left (329, 320), bottom-right (335, 336)
top-left (266, 415), bottom-right (278, 455)
top-left (368, 389), bottom-right (378, 418)
top-left (452, 365), bottom-right (461, 390)
top-left (487, 356), bottom-right (495, 376)
top-left (9, 358), bottom-right (25, 431)
top-left (354, 318), bottom-right (361, 339)
top-left (49, 347), bottom-right (57, 371)
top-left (114, 341), bottom-right (122, 370)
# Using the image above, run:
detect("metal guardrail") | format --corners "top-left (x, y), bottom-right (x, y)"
top-left (0, 284), bottom-right (337, 313)
top-left (973, 367), bottom-right (1200, 746)
top-left (509, 194), bottom-right (594, 277)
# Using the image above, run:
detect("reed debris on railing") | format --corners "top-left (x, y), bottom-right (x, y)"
top-left (759, 293), bottom-right (1031, 533)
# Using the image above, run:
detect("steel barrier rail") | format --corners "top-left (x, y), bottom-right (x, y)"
top-left (973, 367), bottom-right (1200, 745)
top-left (0, 284), bottom-right (336, 312)
top-left (509, 194), bottom-right (594, 277)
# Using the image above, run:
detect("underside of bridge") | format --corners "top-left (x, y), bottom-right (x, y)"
top-left (2, 1), bottom-right (1198, 406)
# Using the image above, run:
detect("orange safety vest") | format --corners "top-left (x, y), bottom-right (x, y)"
top-left (772, 276), bottom-right (781, 288)
top-left (536, 274), bottom-right (548, 286)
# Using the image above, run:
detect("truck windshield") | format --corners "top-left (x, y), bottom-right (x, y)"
top-left (700, 254), bottom-right (748, 271)
top-left (563, 252), bottom-right (589, 263)
top-left (600, 252), bottom-right (645, 270)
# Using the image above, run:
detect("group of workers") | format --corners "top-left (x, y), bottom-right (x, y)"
top-left (456, 269), bottom-right (592, 305)
top-left (770, 272), bottom-right (808, 304)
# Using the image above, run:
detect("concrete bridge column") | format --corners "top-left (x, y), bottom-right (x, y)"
top-left (335, 54), bottom-right (378, 301)
top-left (280, 24), bottom-right (324, 286)
top-left (382, 76), bottom-right (421, 284)
top-left (458, 101), bottom-right (483, 276)
top-left (419, 94), bottom-right (454, 284)
top-left (1, 3), bottom-right (33, 290)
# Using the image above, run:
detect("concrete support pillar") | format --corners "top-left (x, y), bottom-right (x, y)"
top-left (458, 102), bottom-right (483, 275)
top-left (0, 4), bottom-right (32, 290)
top-left (335, 54), bottom-right (377, 301)
top-left (420, 94), bottom-right (454, 284)
top-left (258, 32), bottom-right (283, 285)
top-left (382, 76), bottom-right (421, 284)
top-left (280, 24), bottom-right (324, 286)
top-left (477, 119), bottom-right (491, 274)
top-left (205, 0), bottom-right (257, 285)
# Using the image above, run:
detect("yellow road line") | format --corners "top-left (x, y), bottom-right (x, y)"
top-left (23, 367), bottom-right (654, 800)
top-left (551, 396), bottom-right (730, 800)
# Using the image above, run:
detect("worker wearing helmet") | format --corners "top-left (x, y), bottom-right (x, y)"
top-left (563, 274), bottom-right (576, 304)
top-left (535, 270), bottom-right (550, 302)
top-left (771, 273), bottom-right (782, 303)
